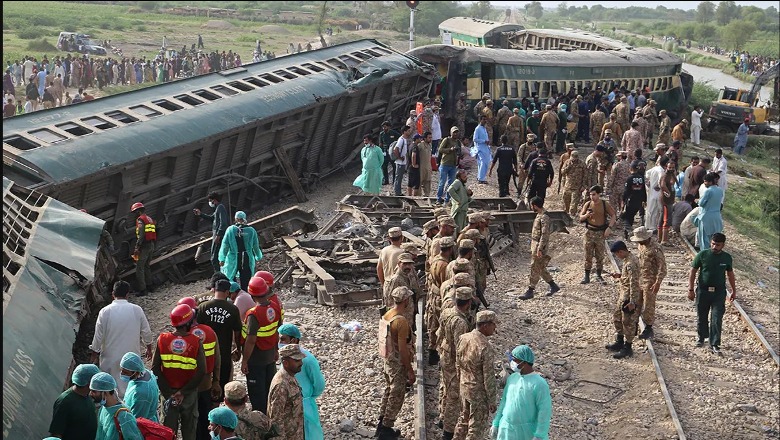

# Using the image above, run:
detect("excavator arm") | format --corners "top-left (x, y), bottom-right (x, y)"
top-left (748, 63), bottom-right (779, 103)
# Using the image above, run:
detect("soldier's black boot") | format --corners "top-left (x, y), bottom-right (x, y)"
top-left (606, 334), bottom-right (625, 351)
top-left (547, 281), bottom-right (561, 296)
top-left (638, 325), bottom-right (654, 340)
top-left (595, 269), bottom-right (606, 284)
top-left (428, 349), bottom-right (440, 366)
top-left (443, 432), bottom-right (454, 440)
top-left (613, 342), bottom-right (633, 359)
top-left (377, 425), bottom-right (401, 439)
top-left (519, 287), bottom-right (535, 300)
top-left (580, 270), bottom-right (591, 284)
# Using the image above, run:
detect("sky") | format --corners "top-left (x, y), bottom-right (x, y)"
top-left (484, 1), bottom-right (778, 10)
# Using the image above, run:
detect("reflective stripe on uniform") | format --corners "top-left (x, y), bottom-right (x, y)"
top-left (160, 353), bottom-right (197, 370)
top-left (203, 341), bottom-right (216, 357)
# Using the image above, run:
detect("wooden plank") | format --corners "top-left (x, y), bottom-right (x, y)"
top-left (274, 147), bottom-right (307, 202)
top-left (283, 236), bottom-right (336, 291)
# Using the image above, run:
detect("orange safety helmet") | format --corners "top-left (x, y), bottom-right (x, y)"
top-left (131, 202), bottom-right (145, 212)
top-left (177, 297), bottom-right (198, 310)
top-left (170, 304), bottom-right (194, 327)
top-left (253, 270), bottom-right (274, 287)
top-left (247, 276), bottom-right (269, 297)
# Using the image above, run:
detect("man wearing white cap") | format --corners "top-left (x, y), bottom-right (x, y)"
top-left (219, 211), bottom-right (263, 291)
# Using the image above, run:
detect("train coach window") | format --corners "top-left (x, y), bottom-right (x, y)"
top-left (662, 77), bottom-right (669, 90)
top-left (365, 49), bottom-right (382, 57)
top-left (243, 77), bottom-right (270, 88)
top-left (174, 94), bottom-right (204, 107)
top-left (151, 99), bottom-right (184, 112)
top-left (81, 116), bottom-right (117, 130)
top-left (371, 46), bottom-right (392, 55)
top-left (327, 58), bottom-right (348, 70)
top-left (211, 85), bottom-right (239, 96)
top-left (3, 135), bottom-right (41, 151)
top-left (56, 121), bottom-right (94, 136)
top-left (510, 81), bottom-right (519, 98)
top-left (259, 73), bottom-right (284, 84)
top-left (104, 110), bottom-right (139, 124)
top-left (520, 81), bottom-right (530, 98)
top-left (29, 128), bottom-right (68, 144)
top-left (351, 51), bottom-right (372, 60)
top-left (226, 81), bottom-right (255, 92)
top-left (338, 55), bottom-right (361, 68)
top-left (192, 89), bottom-right (222, 101)
top-left (499, 80), bottom-right (508, 98)
top-left (129, 104), bottom-right (163, 118)
top-left (273, 70), bottom-right (297, 80)
top-left (301, 63), bottom-right (324, 73)
top-left (540, 82), bottom-right (550, 98)
top-left (288, 66), bottom-right (311, 76)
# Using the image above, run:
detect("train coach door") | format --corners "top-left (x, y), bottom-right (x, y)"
top-left (481, 63), bottom-right (495, 97)
top-left (444, 59), bottom-right (466, 124)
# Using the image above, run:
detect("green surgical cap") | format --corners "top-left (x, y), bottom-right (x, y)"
top-left (120, 352), bottom-right (145, 372)
top-left (278, 323), bottom-right (302, 340)
top-left (229, 281), bottom-right (240, 293)
top-left (90, 371), bottom-right (117, 391)
top-left (208, 406), bottom-right (238, 430)
top-left (71, 363), bottom-right (100, 387)
top-left (511, 345), bottom-right (535, 364)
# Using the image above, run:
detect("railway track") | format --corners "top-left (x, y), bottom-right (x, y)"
top-left (605, 233), bottom-right (780, 440)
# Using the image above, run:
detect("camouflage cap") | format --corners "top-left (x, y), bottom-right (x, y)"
top-left (437, 216), bottom-right (456, 227)
top-left (439, 236), bottom-right (455, 248)
top-left (452, 257), bottom-right (472, 272)
top-left (433, 207), bottom-right (449, 218)
top-left (476, 310), bottom-right (498, 324)
top-left (388, 227), bottom-right (403, 238)
top-left (455, 286), bottom-right (474, 300)
top-left (398, 252), bottom-right (415, 263)
top-left (391, 286), bottom-right (413, 302)
top-left (278, 343), bottom-right (306, 360)
top-left (566, 142), bottom-right (575, 149)
top-left (480, 212), bottom-right (496, 221)
top-left (458, 239), bottom-right (475, 249)
top-left (453, 272), bottom-right (474, 286)
top-left (571, 150), bottom-right (580, 158)
top-left (401, 243), bottom-right (419, 255)
top-left (224, 381), bottom-right (248, 400)
top-left (464, 229), bottom-right (482, 240)
top-left (467, 212), bottom-right (482, 224)
top-left (422, 220), bottom-right (439, 232)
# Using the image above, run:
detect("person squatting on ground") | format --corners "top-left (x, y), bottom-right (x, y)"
top-left (688, 233), bottom-right (737, 354)
top-left (377, 286), bottom-right (416, 439)
top-left (519, 197), bottom-right (561, 300)
top-left (579, 185), bottom-right (616, 284)
top-left (606, 241), bottom-right (642, 359)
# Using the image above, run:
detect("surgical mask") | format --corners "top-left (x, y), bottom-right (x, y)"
top-left (208, 201), bottom-right (215, 208)
top-left (510, 361), bottom-right (519, 372)
top-left (210, 427), bottom-right (221, 440)
top-left (120, 374), bottom-right (133, 383)
top-left (278, 343), bottom-right (288, 350)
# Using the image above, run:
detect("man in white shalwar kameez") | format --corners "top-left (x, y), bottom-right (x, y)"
top-left (711, 148), bottom-right (728, 205)
top-left (644, 151), bottom-right (667, 234)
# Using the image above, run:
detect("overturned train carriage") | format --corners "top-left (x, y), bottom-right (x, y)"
top-left (3, 39), bottom-right (436, 264)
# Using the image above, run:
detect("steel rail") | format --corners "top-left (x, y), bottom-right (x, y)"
top-left (414, 296), bottom-right (427, 440)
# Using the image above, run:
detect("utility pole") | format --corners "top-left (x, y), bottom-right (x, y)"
top-left (406, 1), bottom-right (419, 51)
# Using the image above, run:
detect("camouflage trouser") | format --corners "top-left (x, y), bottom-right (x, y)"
top-left (380, 356), bottom-right (406, 427)
top-left (425, 289), bottom-right (441, 349)
top-left (562, 188), bottom-right (582, 216)
top-left (583, 229), bottom-right (605, 271)
top-left (609, 191), bottom-right (622, 214)
top-left (456, 116), bottom-right (465, 135)
top-left (614, 297), bottom-right (643, 343)
top-left (543, 129), bottom-right (555, 150)
top-left (641, 278), bottom-right (657, 326)
top-left (597, 171), bottom-right (606, 188)
top-left (475, 260), bottom-right (487, 298)
top-left (440, 356), bottom-right (460, 432)
top-left (529, 242), bottom-right (552, 288)
top-left (454, 394), bottom-right (489, 440)
top-left (485, 124), bottom-right (493, 145)
top-left (507, 132), bottom-right (520, 148)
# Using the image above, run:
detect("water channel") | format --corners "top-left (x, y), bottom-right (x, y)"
top-left (683, 63), bottom-right (774, 104)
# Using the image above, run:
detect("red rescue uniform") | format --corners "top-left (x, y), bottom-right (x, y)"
top-left (190, 323), bottom-right (218, 374)
top-left (157, 332), bottom-right (200, 389)
top-left (240, 301), bottom-right (282, 350)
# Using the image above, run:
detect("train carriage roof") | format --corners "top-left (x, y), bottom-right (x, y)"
top-left (438, 16), bottom-right (524, 38)
top-left (407, 44), bottom-right (682, 68)
top-left (3, 39), bottom-right (431, 186)
top-left (509, 28), bottom-right (633, 50)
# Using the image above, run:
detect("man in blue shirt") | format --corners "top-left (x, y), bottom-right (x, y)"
top-left (472, 115), bottom-right (492, 184)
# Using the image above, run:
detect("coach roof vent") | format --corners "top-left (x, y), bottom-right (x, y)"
top-left (104, 110), bottom-right (139, 124)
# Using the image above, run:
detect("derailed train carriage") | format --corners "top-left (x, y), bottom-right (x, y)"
top-left (2, 39), bottom-right (436, 267)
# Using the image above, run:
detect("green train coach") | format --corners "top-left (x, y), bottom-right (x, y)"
top-left (408, 44), bottom-right (693, 130)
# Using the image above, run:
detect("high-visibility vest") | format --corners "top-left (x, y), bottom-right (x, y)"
top-left (190, 324), bottom-right (217, 374)
top-left (136, 214), bottom-right (157, 241)
top-left (240, 301), bottom-right (281, 351)
top-left (270, 294), bottom-right (285, 323)
top-left (158, 332), bottom-right (200, 389)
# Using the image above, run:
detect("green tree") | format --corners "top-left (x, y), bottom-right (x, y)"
top-left (695, 23), bottom-right (717, 43)
top-left (715, 1), bottom-right (737, 26)
top-left (720, 20), bottom-right (757, 50)
top-left (696, 1), bottom-right (715, 23)
top-left (468, 1), bottom-right (494, 20)
top-left (525, 1), bottom-right (544, 20)
top-left (676, 22), bottom-right (696, 40)
top-left (391, 1), bottom-right (463, 36)
top-left (557, 2), bottom-right (568, 15)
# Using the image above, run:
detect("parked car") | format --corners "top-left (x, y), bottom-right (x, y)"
top-left (57, 32), bottom-right (107, 55)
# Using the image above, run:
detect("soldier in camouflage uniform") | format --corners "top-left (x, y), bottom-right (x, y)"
top-left (425, 237), bottom-right (455, 366)
top-left (516, 134), bottom-right (537, 194)
top-left (448, 241), bottom-right (475, 279)
top-left (590, 106), bottom-right (606, 144)
top-left (421, 105), bottom-right (434, 136)
top-left (437, 287), bottom-right (475, 438)
top-left (657, 109), bottom-right (672, 146)
top-left (268, 344), bottom-right (305, 440)
top-left (600, 114), bottom-right (623, 144)
top-left (430, 216), bottom-right (457, 261)
top-left (561, 150), bottom-right (586, 216)
top-left (222, 381), bottom-right (276, 440)
top-left (613, 96), bottom-right (630, 133)
top-left (455, 93), bottom-right (468, 135)
top-left (385, 253), bottom-right (418, 326)
top-left (473, 93), bottom-right (490, 123)
top-left (606, 241), bottom-right (642, 359)
top-left (641, 100), bottom-right (659, 148)
top-left (496, 100), bottom-right (513, 141)
top-left (540, 105), bottom-right (559, 151)
top-left (609, 151), bottom-right (631, 212)
top-left (482, 101), bottom-right (495, 146)
top-left (520, 197), bottom-right (560, 299)
top-left (454, 310), bottom-right (498, 440)
top-left (506, 108), bottom-right (524, 148)
top-left (422, 220), bottom-right (440, 273)
top-left (463, 228), bottom-right (490, 308)
top-left (584, 146), bottom-right (605, 189)
top-left (630, 226), bottom-right (667, 340)
top-left (456, 213), bottom-right (483, 242)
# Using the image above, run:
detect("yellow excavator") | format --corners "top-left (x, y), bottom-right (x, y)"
top-left (707, 63), bottom-right (779, 134)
